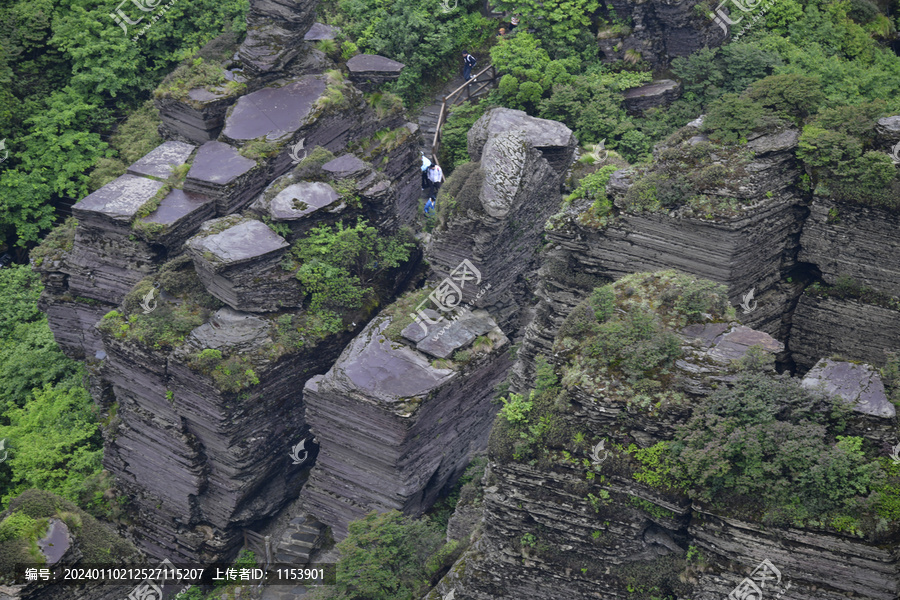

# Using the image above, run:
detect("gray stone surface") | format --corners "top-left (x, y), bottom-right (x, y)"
top-left (221, 76), bottom-right (327, 143)
top-left (346, 54), bottom-right (404, 74)
top-left (428, 108), bottom-right (575, 329)
top-left (73, 174), bottom-right (166, 225)
top-left (237, 0), bottom-right (319, 76)
top-left (189, 219), bottom-right (289, 266)
top-left (300, 315), bottom-right (510, 539)
top-left (799, 197), bottom-right (900, 297)
top-left (183, 141), bottom-right (266, 215)
top-left (412, 310), bottom-right (496, 359)
top-left (467, 108), bottom-right (576, 172)
top-left (594, 0), bottom-right (727, 69)
top-left (304, 22), bottom-right (339, 41)
top-left (140, 189), bottom-right (216, 250)
top-left (346, 54), bottom-right (404, 91)
top-left (322, 154), bottom-right (368, 178)
top-left (127, 141), bottom-right (196, 180)
top-left (623, 79), bottom-right (682, 114)
top-left (156, 89), bottom-right (237, 144)
top-left (876, 115), bottom-right (900, 141)
top-left (801, 358), bottom-right (895, 418)
top-left (268, 182), bottom-right (341, 220)
top-left (187, 218), bottom-right (301, 312)
top-left (791, 294), bottom-right (900, 371)
top-left (184, 307), bottom-right (273, 354)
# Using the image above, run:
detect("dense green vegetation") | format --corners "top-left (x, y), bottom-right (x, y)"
top-left (491, 271), bottom-right (734, 465)
top-left (283, 219), bottom-right (417, 335)
top-left (630, 373), bottom-right (900, 536)
top-left (0, 266), bottom-right (103, 509)
top-left (312, 510), bottom-right (462, 600)
top-left (318, 0), bottom-right (493, 105)
top-left (0, 0), bottom-right (248, 250)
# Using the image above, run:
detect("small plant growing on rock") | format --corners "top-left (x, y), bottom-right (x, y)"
top-left (499, 392), bottom-right (533, 424)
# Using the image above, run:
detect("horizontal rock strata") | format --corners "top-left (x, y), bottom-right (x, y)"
top-left (300, 315), bottom-right (511, 539)
top-left (799, 197), bottom-right (900, 297)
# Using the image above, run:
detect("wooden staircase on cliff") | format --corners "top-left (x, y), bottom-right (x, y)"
top-left (418, 64), bottom-right (498, 159)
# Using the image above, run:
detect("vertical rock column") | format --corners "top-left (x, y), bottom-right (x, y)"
top-left (426, 108), bottom-right (577, 329)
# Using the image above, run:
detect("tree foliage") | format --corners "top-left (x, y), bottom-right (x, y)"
top-left (289, 220), bottom-right (415, 333)
top-left (0, 266), bottom-right (101, 508)
top-left (313, 510), bottom-right (458, 600)
top-left (0, 0), bottom-right (248, 248)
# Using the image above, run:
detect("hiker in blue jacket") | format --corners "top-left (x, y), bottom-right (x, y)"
top-left (462, 51), bottom-right (477, 81)
top-left (424, 197), bottom-right (436, 217)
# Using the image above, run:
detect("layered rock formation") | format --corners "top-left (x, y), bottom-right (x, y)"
top-left (238, 0), bottom-right (318, 76)
top-left (427, 108), bottom-right (577, 328)
top-left (33, 36), bottom-right (424, 563)
top-left (596, 0), bottom-right (727, 67)
top-left (429, 273), bottom-right (900, 600)
top-left (300, 311), bottom-right (511, 539)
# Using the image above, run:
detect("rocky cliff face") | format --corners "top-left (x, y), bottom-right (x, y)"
top-left (426, 108), bottom-right (577, 329)
top-left (300, 312), bottom-right (511, 539)
top-left (429, 273), bottom-right (900, 600)
top-left (596, 0), bottom-right (727, 68)
top-left (33, 41), bottom-right (423, 563)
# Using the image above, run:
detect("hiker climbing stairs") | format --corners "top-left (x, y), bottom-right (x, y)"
top-left (417, 65), bottom-right (498, 158)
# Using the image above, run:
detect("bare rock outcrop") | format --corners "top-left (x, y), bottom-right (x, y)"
top-left (427, 108), bottom-right (576, 328)
top-left (237, 0), bottom-right (318, 76)
top-left (799, 197), bottom-right (900, 297)
top-left (299, 309), bottom-right (511, 539)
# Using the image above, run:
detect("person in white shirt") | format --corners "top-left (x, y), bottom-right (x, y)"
top-left (427, 161), bottom-right (444, 198)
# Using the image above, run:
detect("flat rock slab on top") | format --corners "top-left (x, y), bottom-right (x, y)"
top-left (623, 79), bottom-right (680, 99)
top-left (413, 311), bottom-right (496, 359)
top-left (184, 307), bottom-right (272, 354)
top-left (346, 54), bottom-right (405, 75)
top-left (222, 75), bottom-right (327, 142)
top-left (322, 154), bottom-right (368, 179)
top-left (335, 320), bottom-right (455, 402)
top-left (801, 358), bottom-right (895, 418)
top-left (127, 141), bottom-right (196, 180)
top-left (142, 189), bottom-right (212, 226)
top-left (304, 22), bottom-right (340, 41)
top-left (189, 220), bottom-right (288, 266)
top-left (73, 174), bottom-right (166, 223)
top-left (269, 182), bottom-right (340, 220)
top-left (187, 141), bottom-right (257, 186)
top-left (682, 323), bottom-right (784, 363)
top-left (468, 108), bottom-right (575, 163)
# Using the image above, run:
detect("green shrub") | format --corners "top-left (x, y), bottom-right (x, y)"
top-left (311, 510), bottom-right (459, 600)
top-left (701, 93), bottom-right (768, 145)
top-left (286, 219), bottom-right (416, 333)
top-left (499, 392), bottom-right (533, 424)
top-left (0, 513), bottom-right (43, 543)
top-left (439, 101), bottom-right (489, 172)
